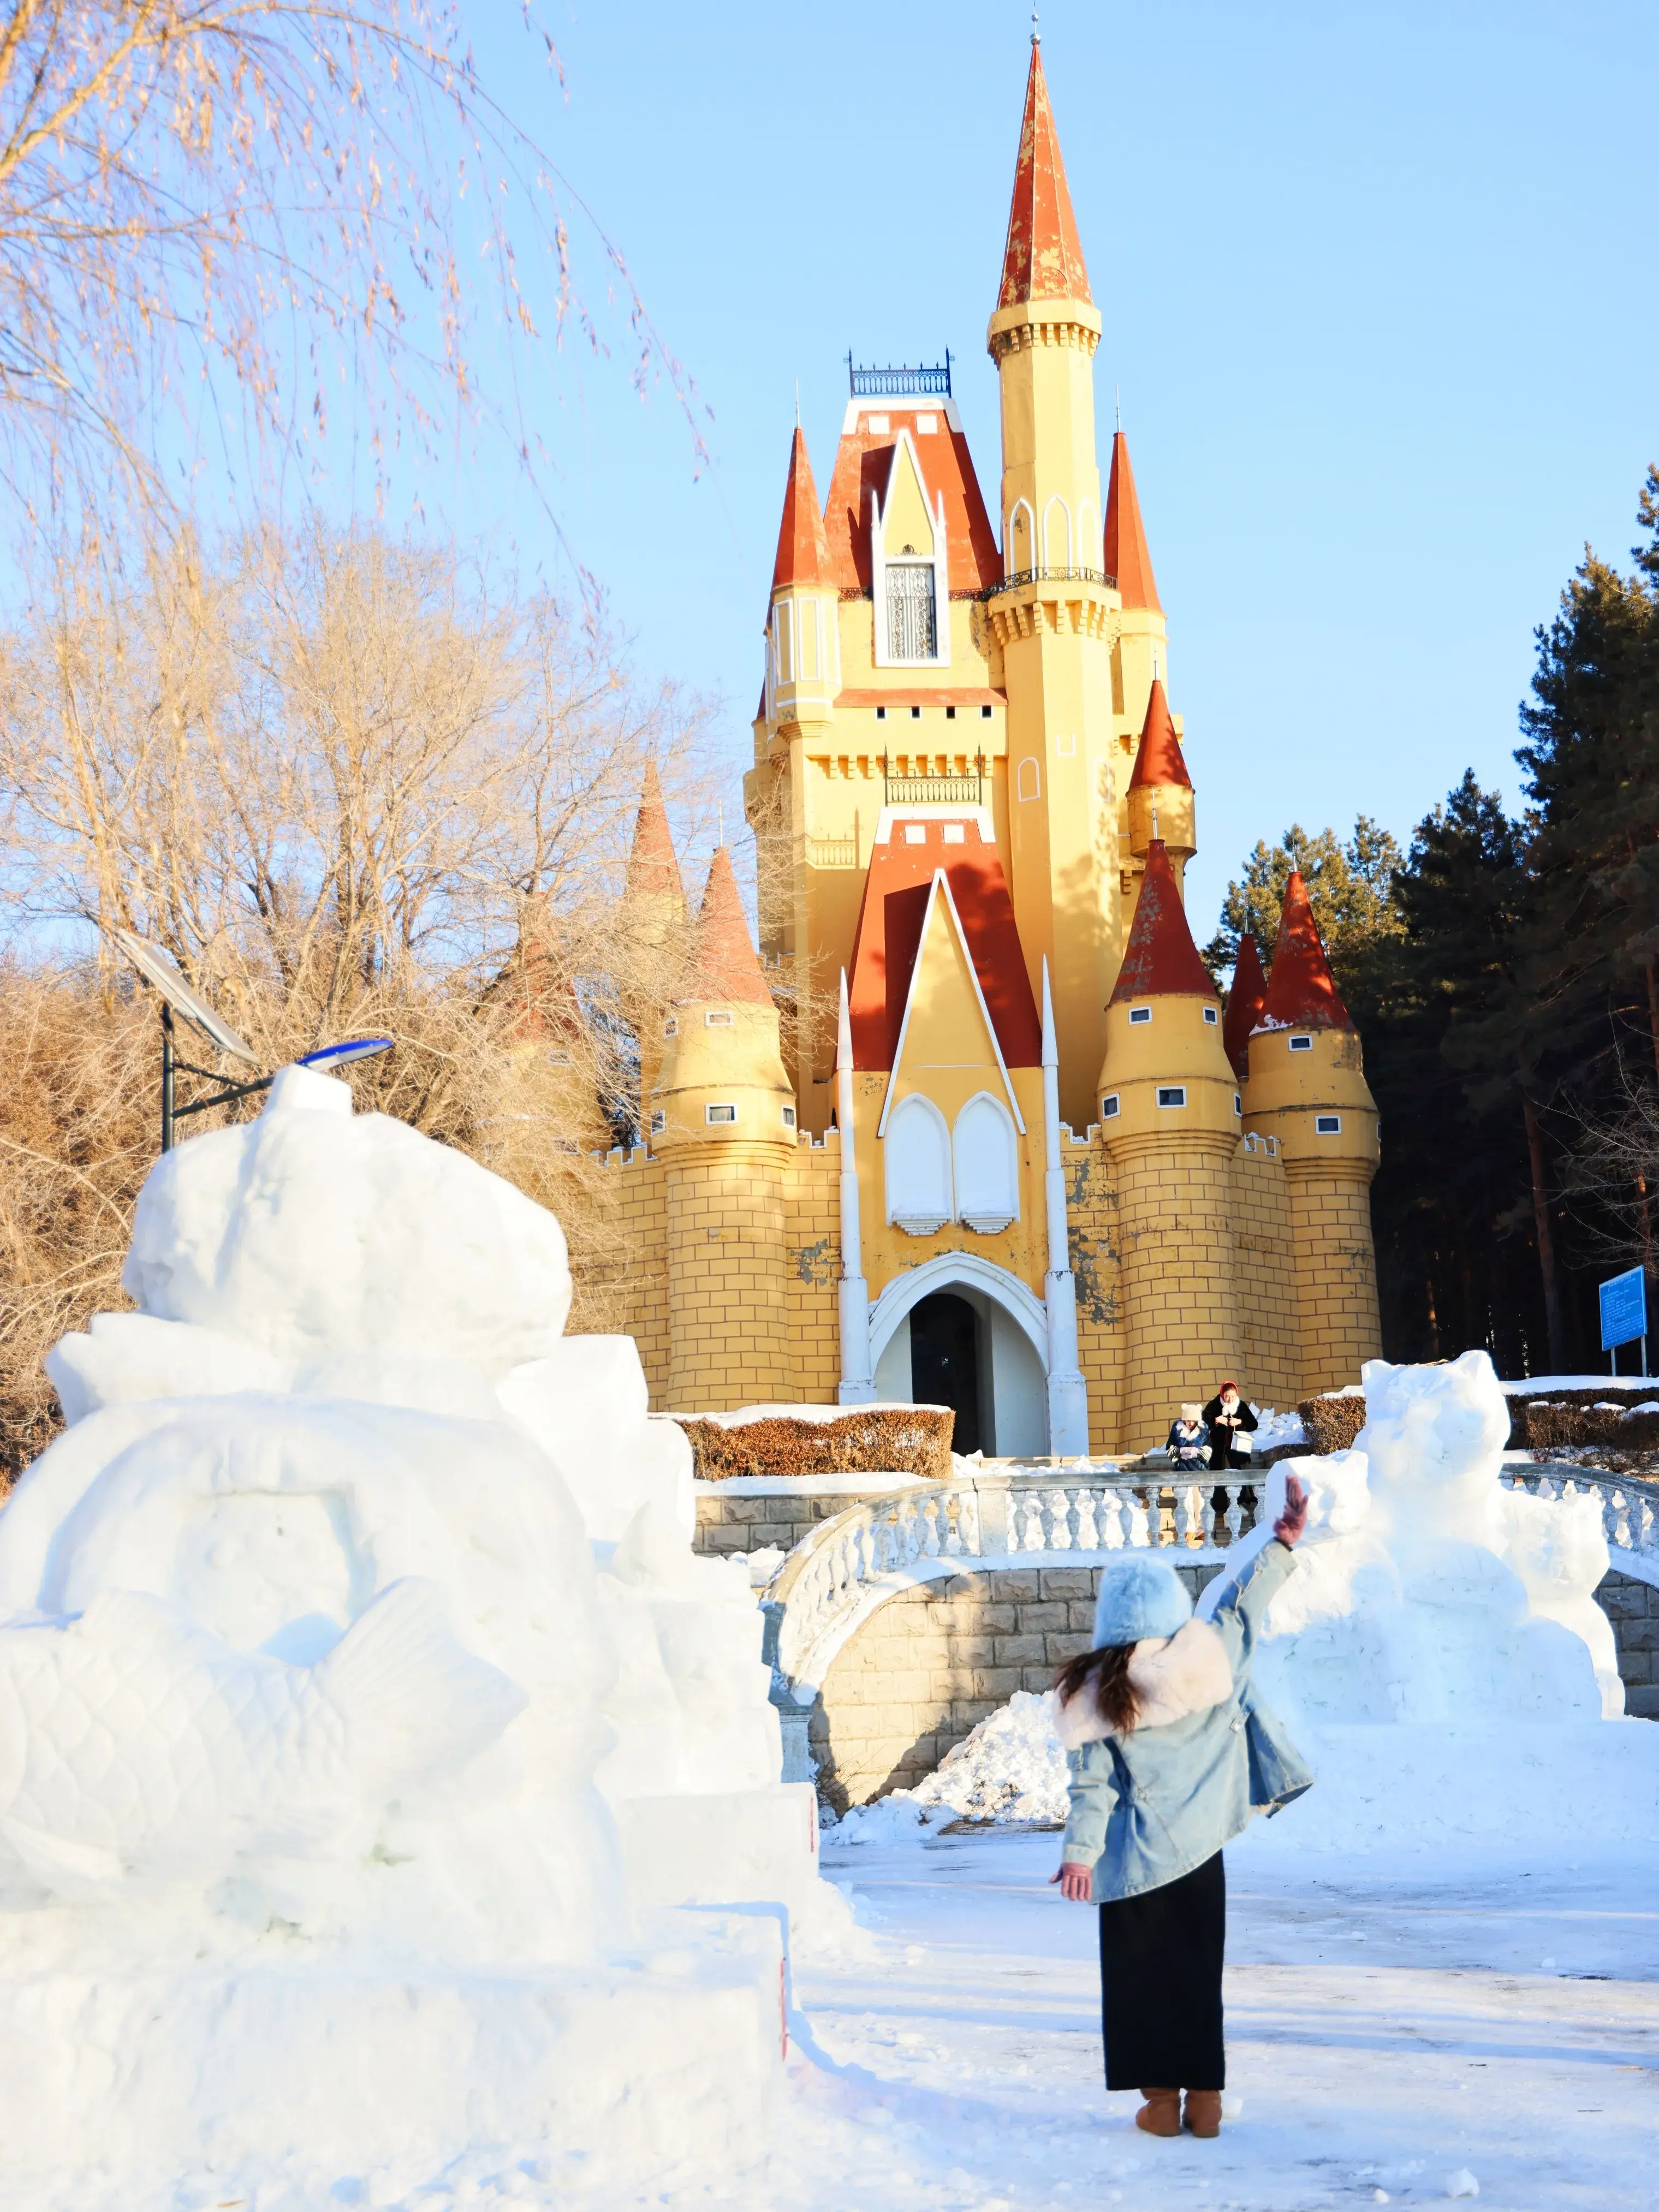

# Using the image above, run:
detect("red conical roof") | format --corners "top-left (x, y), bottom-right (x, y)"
top-left (694, 847), bottom-right (772, 1006)
top-left (771, 426), bottom-right (831, 592)
top-left (1110, 841), bottom-right (1220, 1003)
top-left (1258, 871), bottom-right (1353, 1031)
top-left (1128, 677), bottom-right (1190, 790)
top-left (1104, 431), bottom-right (1161, 613)
top-left (626, 762), bottom-right (683, 903)
top-left (997, 41), bottom-right (1092, 310)
top-left (1223, 933), bottom-right (1268, 1078)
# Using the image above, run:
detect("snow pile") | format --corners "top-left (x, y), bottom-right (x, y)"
top-left (0, 1062), bottom-right (817, 2207)
top-left (1252, 1404), bottom-right (1304, 1452)
top-left (909, 1692), bottom-right (1068, 1824)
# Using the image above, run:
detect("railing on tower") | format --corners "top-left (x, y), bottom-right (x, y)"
top-left (979, 565), bottom-right (1117, 598)
top-left (848, 354), bottom-right (953, 398)
top-left (880, 751), bottom-right (985, 808)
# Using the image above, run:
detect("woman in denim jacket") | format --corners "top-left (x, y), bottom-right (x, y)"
top-left (1050, 1477), bottom-right (1311, 2141)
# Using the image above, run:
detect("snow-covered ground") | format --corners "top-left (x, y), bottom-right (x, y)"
top-left (623, 1827), bottom-right (1659, 2211)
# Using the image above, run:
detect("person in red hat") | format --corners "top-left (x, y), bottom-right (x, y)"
top-left (1203, 1382), bottom-right (1257, 1472)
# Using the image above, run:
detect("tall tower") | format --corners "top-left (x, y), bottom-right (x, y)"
top-left (651, 848), bottom-right (797, 1411)
top-left (1244, 871), bottom-right (1382, 1393)
top-left (986, 33), bottom-right (1121, 1134)
top-left (1095, 840), bottom-right (1241, 1450)
top-left (1105, 428), bottom-right (1168, 739)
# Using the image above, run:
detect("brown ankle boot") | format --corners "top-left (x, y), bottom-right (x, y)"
top-left (1182, 2090), bottom-right (1222, 2138)
top-left (1134, 2088), bottom-right (1181, 2137)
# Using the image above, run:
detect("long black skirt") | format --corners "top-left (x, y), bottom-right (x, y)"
top-left (1097, 1852), bottom-right (1226, 2091)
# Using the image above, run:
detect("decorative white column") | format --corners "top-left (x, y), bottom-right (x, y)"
top-left (835, 968), bottom-right (877, 1403)
top-left (1041, 958), bottom-right (1091, 1455)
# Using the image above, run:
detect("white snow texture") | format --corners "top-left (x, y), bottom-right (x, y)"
top-left (4, 1063), bottom-right (819, 2206)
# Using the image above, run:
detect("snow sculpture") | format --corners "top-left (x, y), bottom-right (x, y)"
top-left (0, 1065), bottom-right (816, 2205)
top-left (1212, 1348), bottom-right (1659, 1856)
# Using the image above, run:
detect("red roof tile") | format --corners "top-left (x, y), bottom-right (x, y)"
top-left (997, 41), bottom-right (1092, 309)
top-left (1259, 870), bottom-right (1353, 1030)
top-left (846, 820), bottom-right (1040, 1070)
top-left (1127, 678), bottom-right (1190, 790)
top-left (626, 762), bottom-right (683, 903)
top-left (1110, 841), bottom-right (1220, 1003)
top-left (771, 426), bottom-right (832, 593)
top-left (693, 847), bottom-right (772, 1006)
top-left (823, 411), bottom-right (1000, 597)
top-left (1222, 932), bottom-right (1268, 1078)
top-left (1104, 431), bottom-right (1161, 613)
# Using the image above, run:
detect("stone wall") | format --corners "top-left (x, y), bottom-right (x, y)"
top-left (807, 1560), bottom-right (1226, 1813)
top-left (806, 1559), bottom-right (1659, 1812)
top-left (1599, 1567), bottom-right (1659, 1719)
top-left (695, 1486), bottom-right (895, 1559)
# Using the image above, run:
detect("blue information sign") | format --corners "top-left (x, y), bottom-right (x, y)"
top-left (1598, 1266), bottom-right (1647, 1352)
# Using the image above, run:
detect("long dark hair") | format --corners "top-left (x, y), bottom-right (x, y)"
top-left (1055, 1642), bottom-right (1140, 1735)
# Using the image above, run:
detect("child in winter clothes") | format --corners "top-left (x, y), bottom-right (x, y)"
top-left (1164, 1404), bottom-right (1210, 1472)
top-left (1050, 1477), bottom-right (1312, 2141)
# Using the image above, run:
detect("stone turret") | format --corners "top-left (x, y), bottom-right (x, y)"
top-left (1095, 840), bottom-right (1241, 1448)
top-left (1244, 870), bottom-right (1381, 1393)
top-left (1104, 427), bottom-right (1168, 739)
top-left (651, 848), bottom-right (796, 1410)
top-left (1125, 677), bottom-right (1195, 887)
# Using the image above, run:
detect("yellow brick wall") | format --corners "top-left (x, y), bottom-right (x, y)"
top-left (1066, 1131), bottom-right (1126, 1455)
top-left (1286, 1165), bottom-right (1383, 1395)
top-left (1229, 1146), bottom-right (1303, 1413)
top-left (1109, 1131), bottom-right (1242, 1455)
top-left (664, 1140), bottom-right (796, 1411)
top-left (786, 1132), bottom-right (842, 1403)
top-left (595, 1147), bottom-right (671, 1406)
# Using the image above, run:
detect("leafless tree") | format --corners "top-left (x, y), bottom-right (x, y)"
top-left (0, 2), bottom-right (697, 530)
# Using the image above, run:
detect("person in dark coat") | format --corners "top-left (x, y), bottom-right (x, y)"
top-left (1203, 1383), bottom-right (1258, 1472)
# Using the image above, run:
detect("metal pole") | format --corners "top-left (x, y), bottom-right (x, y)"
top-left (160, 1006), bottom-right (175, 1153)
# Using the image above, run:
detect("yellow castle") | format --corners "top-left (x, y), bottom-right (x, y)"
top-left (602, 35), bottom-right (1383, 1454)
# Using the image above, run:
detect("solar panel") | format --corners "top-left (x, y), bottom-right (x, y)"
top-left (111, 929), bottom-right (260, 1066)
top-left (295, 1038), bottom-right (393, 1073)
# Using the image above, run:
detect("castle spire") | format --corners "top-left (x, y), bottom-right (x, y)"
top-left (1222, 932), bottom-right (1268, 1079)
top-left (997, 38), bottom-right (1092, 310)
top-left (1104, 430), bottom-right (1161, 613)
top-left (771, 425), bottom-right (831, 592)
top-left (694, 848), bottom-right (772, 1004)
top-left (1127, 677), bottom-right (1190, 792)
top-left (1110, 841), bottom-right (1218, 1002)
top-left (1259, 871), bottom-right (1353, 1031)
top-left (626, 761), bottom-right (684, 906)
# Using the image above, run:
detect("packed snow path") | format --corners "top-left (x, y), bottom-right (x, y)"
top-left (639, 1829), bottom-right (1659, 2211)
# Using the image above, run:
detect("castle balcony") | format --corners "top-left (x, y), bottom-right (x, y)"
top-left (879, 754), bottom-right (985, 809)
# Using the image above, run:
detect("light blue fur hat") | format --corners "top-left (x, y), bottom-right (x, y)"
top-left (1091, 1554), bottom-right (1192, 1649)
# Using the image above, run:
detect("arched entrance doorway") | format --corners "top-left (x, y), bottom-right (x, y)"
top-left (908, 1292), bottom-right (983, 1455)
top-left (869, 1256), bottom-right (1050, 1458)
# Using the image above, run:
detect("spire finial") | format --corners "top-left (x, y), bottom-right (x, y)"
top-left (1115, 384), bottom-right (1122, 433)
top-left (794, 378), bottom-right (800, 431)
top-left (1031, 3), bottom-right (1040, 43)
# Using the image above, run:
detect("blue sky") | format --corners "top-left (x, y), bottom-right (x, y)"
top-left (326, 1), bottom-right (1658, 939)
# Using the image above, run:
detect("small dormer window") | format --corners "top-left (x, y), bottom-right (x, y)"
top-left (706, 1103), bottom-right (737, 1125)
top-left (887, 561), bottom-right (937, 662)
top-left (909, 704), bottom-right (921, 720)
top-left (1289, 1034), bottom-right (1313, 1053)
top-left (1129, 1007), bottom-right (1152, 1026)
top-left (705, 1009), bottom-right (734, 1028)
top-left (782, 1105), bottom-right (796, 1129)
top-left (980, 704), bottom-right (992, 718)
top-left (663, 1018), bottom-right (677, 1038)
top-left (1234, 1093), bottom-right (1243, 1116)
top-left (1157, 1086), bottom-right (1188, 1109)
top-left (650, 1109), bottom-right (665, 1135)
top-left (876, 705), bottom-right (888, 721)
top-left (1316, 1113), bottom-right (1341, 1135)
top-left (1203, 1007), bottom-right (1218, 1025)
top-left (1101, 1093), bottom-right (1120, 1119)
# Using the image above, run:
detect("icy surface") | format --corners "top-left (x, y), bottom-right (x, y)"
top-left (3, 1065), bottom-right (816, 2203)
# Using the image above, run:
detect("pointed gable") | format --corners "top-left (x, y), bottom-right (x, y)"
top-left (1258, 870), bottom-right (1353, 1031)
top-left (626, 762), bottom-right (683, 903)
top-left (1104, 430), bottom-right (1161, 613)
top-left (1128, 677), bottom-right (1190, 791)
top-left (847, 818), bottom-right (1041, 1072)
top-left (878, 871), bottom-right (1025, 1136)
top-left (1223, 932), bottom-right (1268, 1078)
top-left (1110, 841), bottom-right (1218, 1003)
top-left (997, 40), bottom-right (1092, 309)
top-left (771, 426), bottom-right (831, 592)
top-left (824, 404), bottom-right (1000, 597)
top-left (691, 847), bottom-right (771, 1005)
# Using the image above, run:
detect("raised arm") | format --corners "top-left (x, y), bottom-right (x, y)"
top-left (1208, 1474), bottom-right (1307, 1676)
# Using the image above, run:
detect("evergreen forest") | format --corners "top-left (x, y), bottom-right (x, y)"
top-left (1207, 468), bottom-right (1659, 1379)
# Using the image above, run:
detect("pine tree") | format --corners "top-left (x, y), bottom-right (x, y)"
top-left (1203, 818), bottom-right (1404, 997)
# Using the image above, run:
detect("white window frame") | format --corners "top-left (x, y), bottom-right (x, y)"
top-left (1203, 1006), bottom-right (1219, 1025)
top-left (1101, 1093), bottom-right (1120, 1120)
top-left (782, 1104), bottom-right (796, 1129)
top-left (1316, 1113), bottom-right (1342, 1135)
top-left (1289, 1034), bottom-right (1313, 1053)
top-left (650, 1109), bottom-right (666, 1135)
top-left (1128, 1006), bottom-right (1152, 1026)
top-left (705, 1009), bottom-right (734, 1028)
top-left (1157, 1085), bottom-right (1188, 1109)
top-left (705, 1103), bottom-right (738, 1126)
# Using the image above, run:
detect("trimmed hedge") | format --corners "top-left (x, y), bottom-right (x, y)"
top-left (1506, 1386), bottom-right (1659, 1453)
top-left (1297, 1393), bottom-right (1367, 1456)
top-left (675, 1405), bottom-right (955, 1482)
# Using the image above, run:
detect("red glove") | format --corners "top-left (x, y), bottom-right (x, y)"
top-left (1273, 1472), bottom-right (1309, 1547)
